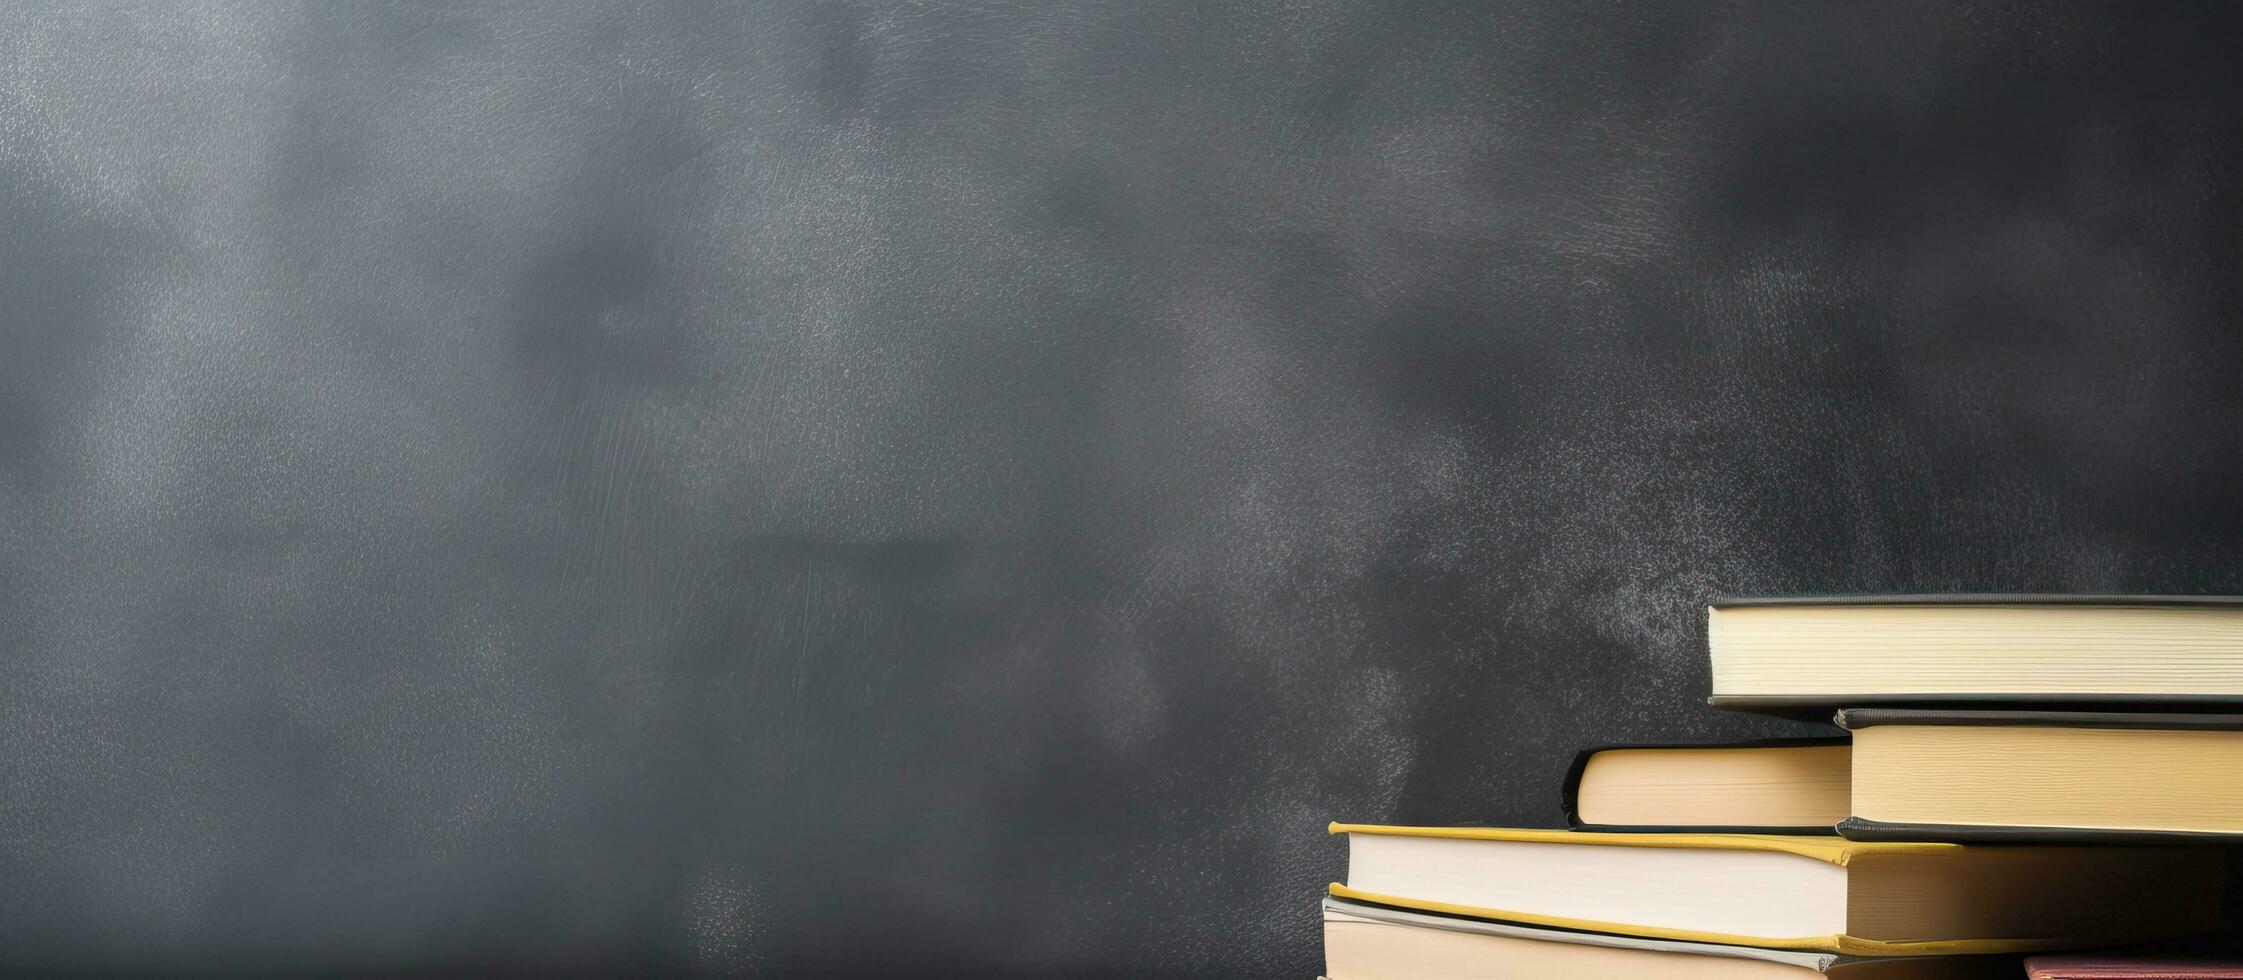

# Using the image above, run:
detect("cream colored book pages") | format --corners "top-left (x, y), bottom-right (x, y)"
top-left (1853, 724), bottom-right (2243, 832)
top-left (1324, 919), bottom-right (1825, 980)
top-left (1320, 899), bottom-right (2021, 979)
top-left (1710, 604), bottom-right (2243, 696)
top-left (1578, 745), bottom-right (1851, 826)
top-left (1345, 832), bottom-right (1848, 939)
top-left (1321, 899), bottom-right (1839, 969)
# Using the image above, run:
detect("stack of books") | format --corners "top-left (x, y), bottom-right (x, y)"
top-left (1324, 595), bottom-right (2243, 979)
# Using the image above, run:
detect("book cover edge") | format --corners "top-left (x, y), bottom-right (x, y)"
top-left (1836, 817), bottom-right (2243, 845)
top-left (1709, 594), bottom-right (2243, 608)
top-left (1710, 694), bottom-right (2243, 722)
top-left (1326, 822), bottom-right (1933, 864)
top-left (1836, 708), bottom-right (2243, 731)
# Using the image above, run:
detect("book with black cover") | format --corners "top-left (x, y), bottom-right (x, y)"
top-left (1836, 708), bottom-right (2243, 844)
top-left (1707, 595), bottom-right (2243, 719)
top-left (1561, 738), bottom-right (1849, 834)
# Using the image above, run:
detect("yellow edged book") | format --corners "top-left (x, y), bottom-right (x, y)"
top-left (1324, 897), bottom-right (2019, 979)
top-left (1326, 824), bottom-right (2224, 956)
top-left (1839, 709), bottom-right (2243, 842)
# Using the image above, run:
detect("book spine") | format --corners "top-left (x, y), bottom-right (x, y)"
top-left (1558, 748), bottom-right (1593, 829)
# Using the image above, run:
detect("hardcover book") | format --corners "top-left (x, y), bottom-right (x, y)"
top-left (1562, 738), bottom-right (1850, 834)
top-left (1706, 595), bottom-right (2243, 714)
top-left (1326, 823), bottom-right (2224, 955)
top-left (1837, 709), bottom-right (2243, 843)
top-left (1324, 897), bottom-right (2017, 979)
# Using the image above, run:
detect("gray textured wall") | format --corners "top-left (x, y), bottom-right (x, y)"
top-left (6, 2), bottom-right (2243, 975)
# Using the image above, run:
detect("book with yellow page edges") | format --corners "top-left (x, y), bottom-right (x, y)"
top-left (1326, 824), bottom-right (2225, 956)
top-left (1323, 896), bottom-right (2021, 979)
top-left (1837, 708), bottom-right (2243, 843)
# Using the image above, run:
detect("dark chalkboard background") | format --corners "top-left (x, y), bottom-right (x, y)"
top-left (7, 2), bottom-right (2243, 975)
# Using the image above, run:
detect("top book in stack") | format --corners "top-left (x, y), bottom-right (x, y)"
top-left (1707, 595), bottom-right (2243, 715)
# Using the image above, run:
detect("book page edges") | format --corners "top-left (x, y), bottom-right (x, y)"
top-left (1323, 897), bottom-right (1842, 970)
top-left (1326, 822), bottom-right (1949, 866)
top-left (1324, 884), bottom-right (2154, 957)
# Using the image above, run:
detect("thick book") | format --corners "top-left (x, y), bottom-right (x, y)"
top-left (1707, 595), bottom-right (2243, 715)
top-left (1562, 739), bottom-right (1850, 834)
top-left (1324, 897), bottom-right (2017, 979)
top-left (1326, 823), bottom-right (2224, 956)
top-left (1836, 708), bottom-right (2243, 843)
top-left (2025, 950), bottom-right (2243, 978)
